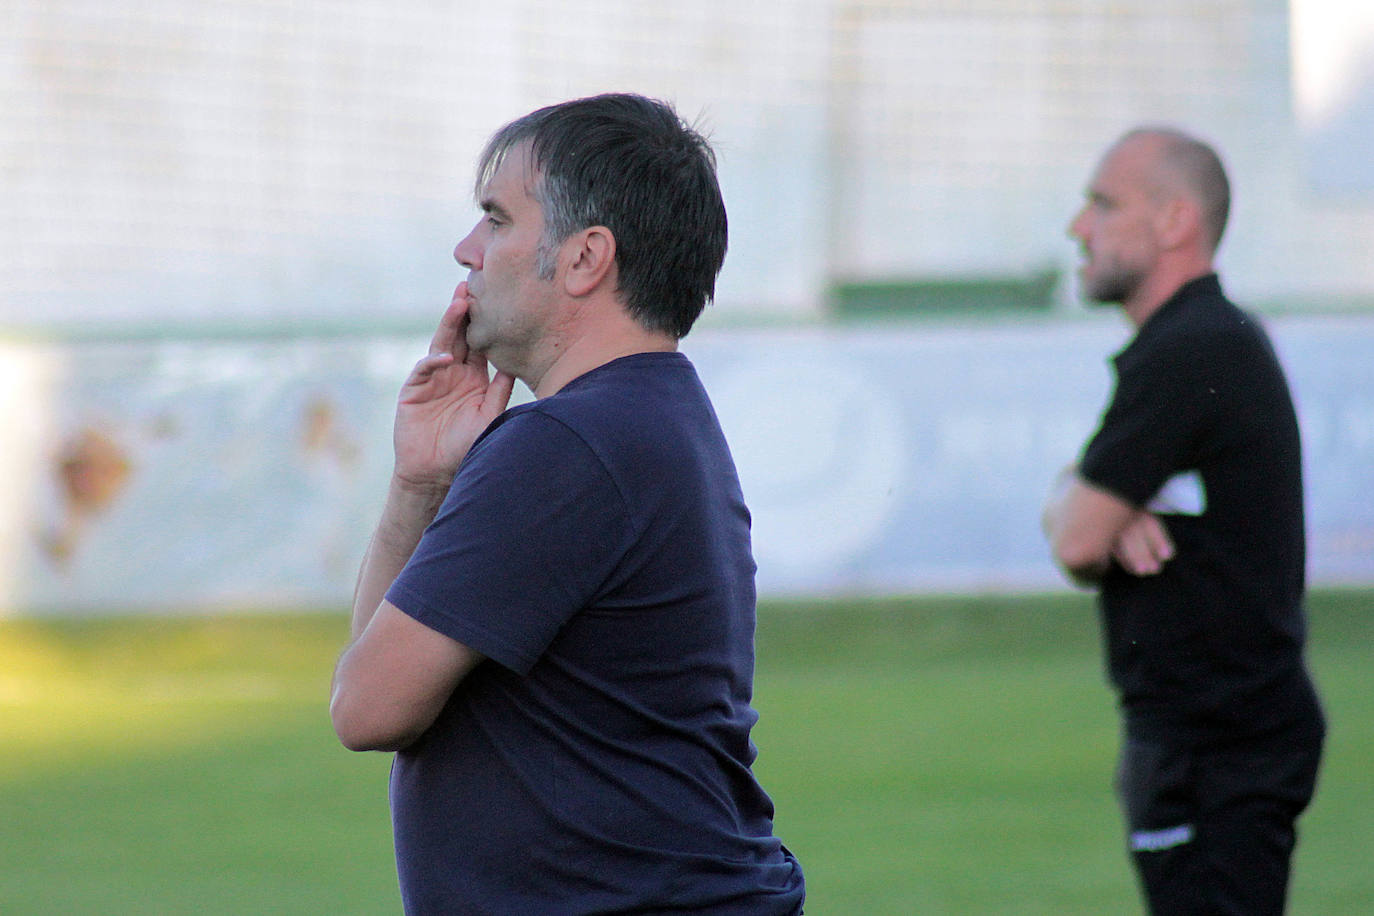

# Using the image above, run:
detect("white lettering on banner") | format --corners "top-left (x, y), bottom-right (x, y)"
top-left (937, 412), bottom-right (1036, 465)
top-left (1299, 402), bottom-right (1374, 458)
top-left (1339, 404), bottom-right (1374, 451)
top-left (709, 358), bottom-right (906, 581)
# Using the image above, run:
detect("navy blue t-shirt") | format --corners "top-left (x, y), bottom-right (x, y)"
top-left (385, 352), bottom-right (804, 915)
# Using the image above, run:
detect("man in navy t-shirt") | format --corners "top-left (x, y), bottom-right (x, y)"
top-left (1044, 128), bottom-right (1323, 915)
top-left (330, 94), bottom-right (804, 914)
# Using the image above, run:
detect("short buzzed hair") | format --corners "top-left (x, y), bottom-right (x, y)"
top-left (1124, 126), bottom-right (1231, 252)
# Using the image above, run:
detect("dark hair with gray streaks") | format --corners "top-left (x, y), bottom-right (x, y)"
top-left (476, 93), bottom-right (728, 339)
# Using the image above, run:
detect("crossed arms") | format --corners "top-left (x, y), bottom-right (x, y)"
top-left (1042, 467), bottom-right (1176, 588)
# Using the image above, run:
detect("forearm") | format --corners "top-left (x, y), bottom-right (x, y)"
top-left (1047, 487), bottom-right (1109, 587)
top-left (1042, 467), bottom-right (1090, 564)
top-left (350, 475), bottom-right (449, 639)
top-left (1042, 466), bottom-right (1127, 586)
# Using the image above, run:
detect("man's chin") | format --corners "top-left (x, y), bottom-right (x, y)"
top-left (1075, 263), bottom-right (1136, 306)
top-left (1074, 277), bottom-right (1111, 307)
top-left (463, 322), bottom-right (492, 354)
top-left (1080, 276), bottom-right (1132, 306)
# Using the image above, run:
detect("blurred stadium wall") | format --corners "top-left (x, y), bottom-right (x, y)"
top-left (2, 320), bottom-right (1371, 613)
top-left (4, 0), bottom-right (1374, 331)
top-left (2, 1), bottom-right (1372, 613)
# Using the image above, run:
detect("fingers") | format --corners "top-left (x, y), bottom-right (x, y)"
top-left (407, 281), bottom-right (510, 415)
top-left (399, 352), bottom-right (456, 402)
top-left (1142, 515), bottom-right (1175, 564)
top-left (1112, 512), bottom-right (1175, 577)
top-left (1113, 535), bottom-right (1159, 576)
top-left (429, 282), bottom-right (473, 361)
top-left (485, 369), bottom-right (517, 416)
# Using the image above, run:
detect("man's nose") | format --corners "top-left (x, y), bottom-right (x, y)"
top-left (1068, 207), bottom-right (1090, 242)
top-left (454, 226), bottom-right (482, 270)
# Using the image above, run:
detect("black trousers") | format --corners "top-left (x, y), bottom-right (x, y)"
top-left (1115, 720), bottom-right (1323, 916)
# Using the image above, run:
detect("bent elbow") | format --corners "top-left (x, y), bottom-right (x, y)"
top-left (330, 690), bottom-right (418, 753)
top-left (329, 692), bottom-right (375, 752)
top-left (1052, 535), bottom-right (1109, 585)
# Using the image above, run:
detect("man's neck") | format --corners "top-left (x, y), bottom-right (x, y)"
top-left (525, 303), bottom-right (679, 398)
top-left (1124, 262), bottom-right (1214, 329)
top-left (530, 334), bottom-right (677, 398)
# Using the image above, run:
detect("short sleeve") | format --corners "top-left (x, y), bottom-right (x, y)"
top-left (1080, 330), bottom-right (1219, 507)
top-left (386, 411), bottom-right (632, 674)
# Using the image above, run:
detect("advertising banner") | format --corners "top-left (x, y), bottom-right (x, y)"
top-left (2, 316), bottom-right (1370, 613)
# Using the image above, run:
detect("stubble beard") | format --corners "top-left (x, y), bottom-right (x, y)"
top-left (464, 314), bottom-right (493, 355)
top-left (463, 290), bottom-right (545, 382)
top-left (1082, 258), bottom-right (1143, 306)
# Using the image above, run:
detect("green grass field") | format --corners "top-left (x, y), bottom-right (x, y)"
top-left (1, 591), bottom-right (1369, 914)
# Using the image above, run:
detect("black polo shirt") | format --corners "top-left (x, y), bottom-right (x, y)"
top-left (1080, 274), bottom-right (1319, 741)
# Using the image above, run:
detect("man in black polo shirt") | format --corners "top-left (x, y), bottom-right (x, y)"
top-left (1043, 127), bottom-right (1325, 915)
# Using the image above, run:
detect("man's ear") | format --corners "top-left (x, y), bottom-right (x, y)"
top-left (1156, 195), bottom-right (1201, 251)
top-left (562, 226), bottom-right (616, 297)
